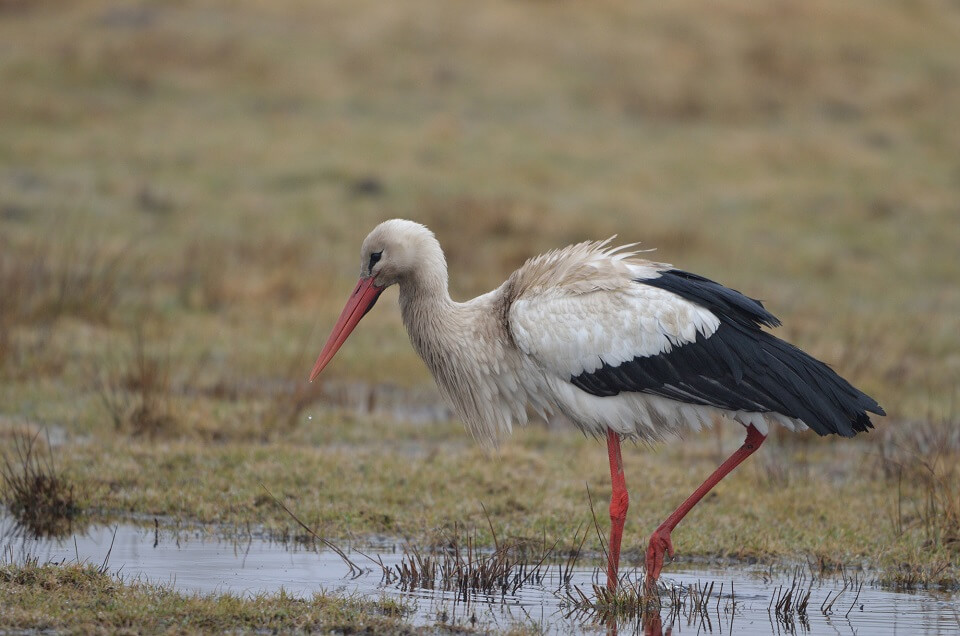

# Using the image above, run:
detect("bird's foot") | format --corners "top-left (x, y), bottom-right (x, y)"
top-left (644, 528), bottom-right (674, 588)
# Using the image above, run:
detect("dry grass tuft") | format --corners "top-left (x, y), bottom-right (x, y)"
top-left (877, 414), bottom-right (960, 553)
top-left (0, 431), bottom-right (80, 538)
top-left (566, 580), bottom-right (664, 625)
top-left (768, 568), bottom-right (815, 629)
top-left (390, 518), bottom-right (581, 599)
top-left (0, 235), bottom-right (129, 377)
top-left (877, 559), bottom-right (953, 591)
top-left (564, 577), bottom-right (750, 633)
top-left (257, 348), bottom-right (326, 437)
top-left (871, 412), bottom-right (960, 590)
top-left (0, 235), bottom-right (127, 327)
top-left (176, 241), bottom-right (231, 312)
top-left (95, 326), bottom-right (179, 438)
top-left (174, 236), bottom-right (313, 312)
top-left (0, 558), bottom-right (112, 589)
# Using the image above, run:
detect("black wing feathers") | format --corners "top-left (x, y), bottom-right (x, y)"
top-left (644, 269), bottom-right (781, 329)
top-left (569, 269), bottom-right (885, 437)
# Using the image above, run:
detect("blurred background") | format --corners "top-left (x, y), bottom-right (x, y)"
top-left (1, 0), bottom-right (958, 436)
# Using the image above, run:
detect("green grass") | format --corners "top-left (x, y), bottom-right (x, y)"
top-left (0, 560), bottom-right (428, 635)
top-left (1, 0), bottom-right (959, 631)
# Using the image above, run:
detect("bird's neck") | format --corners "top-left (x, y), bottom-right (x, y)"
top-left (398, 274), bottom-right (525, 448)
top-left (398, 272), bottom-right (458, 358)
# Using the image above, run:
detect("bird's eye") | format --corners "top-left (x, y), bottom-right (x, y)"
top-left (369, 251), bottom-right (383, 270)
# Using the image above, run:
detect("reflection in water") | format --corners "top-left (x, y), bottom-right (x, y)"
top-left (2, 513), bottom-right (958, 635)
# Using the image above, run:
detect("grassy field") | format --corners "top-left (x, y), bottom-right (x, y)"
top-left (2, 0), bottom-right (959, 631)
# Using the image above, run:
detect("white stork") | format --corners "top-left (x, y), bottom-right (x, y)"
top-left (309, 219), bottom-right (884, 590)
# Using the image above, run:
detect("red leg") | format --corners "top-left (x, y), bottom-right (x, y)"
top-left (645, 424), bottom-right (766, 587)
top-left (606, 428), bottom-right (629, 591)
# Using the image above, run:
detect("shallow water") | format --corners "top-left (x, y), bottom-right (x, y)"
top-left (3, 515), bottom-right (958, 635)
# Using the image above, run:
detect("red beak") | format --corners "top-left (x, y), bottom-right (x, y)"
top-left (309, 277), bottom-right (384, 382)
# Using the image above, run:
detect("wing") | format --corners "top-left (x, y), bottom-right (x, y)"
top-left (510, 268), bottom-right (884, 437)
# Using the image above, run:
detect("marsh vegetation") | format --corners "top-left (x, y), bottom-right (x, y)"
top-left (1, 0), bottom-right (959, 632)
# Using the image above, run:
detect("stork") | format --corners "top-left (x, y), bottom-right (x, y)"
top-left (309, 219), bottom-right (884, 590)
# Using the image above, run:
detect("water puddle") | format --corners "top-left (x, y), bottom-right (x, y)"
top-left (3, 515), bottom-right (958, 634)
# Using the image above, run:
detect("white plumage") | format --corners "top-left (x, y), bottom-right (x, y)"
top-left (512, 283), bottom-right (722, 377)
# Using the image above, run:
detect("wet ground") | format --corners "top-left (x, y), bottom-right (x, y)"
top-left (2, 514), bottom-right (958, 635)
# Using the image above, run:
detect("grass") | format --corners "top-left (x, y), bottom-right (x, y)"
top-left (0, 559), bottom-right (430, 635)
top-left (384, 510), bottom-right (584, 597)
top-left (0, 0), bottom-right (959, 631)
top-left (881, 416), bottom-right (960, 551)
top-left (95, 324), bottom-right (180, 438)
top-left (874, 413), bottom-right (960, 588)
top-left (24, 416), bottom-right (956, 587)
top-left (0, 430), bottom-right (80, 538)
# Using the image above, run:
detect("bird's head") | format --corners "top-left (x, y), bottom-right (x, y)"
top-left (359, 218), bottom-right (442, 288)
top-left (309, 219), bottom-right (444, 382)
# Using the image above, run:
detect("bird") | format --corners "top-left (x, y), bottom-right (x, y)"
top-left (308, 219), bottom-right (884, 591)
